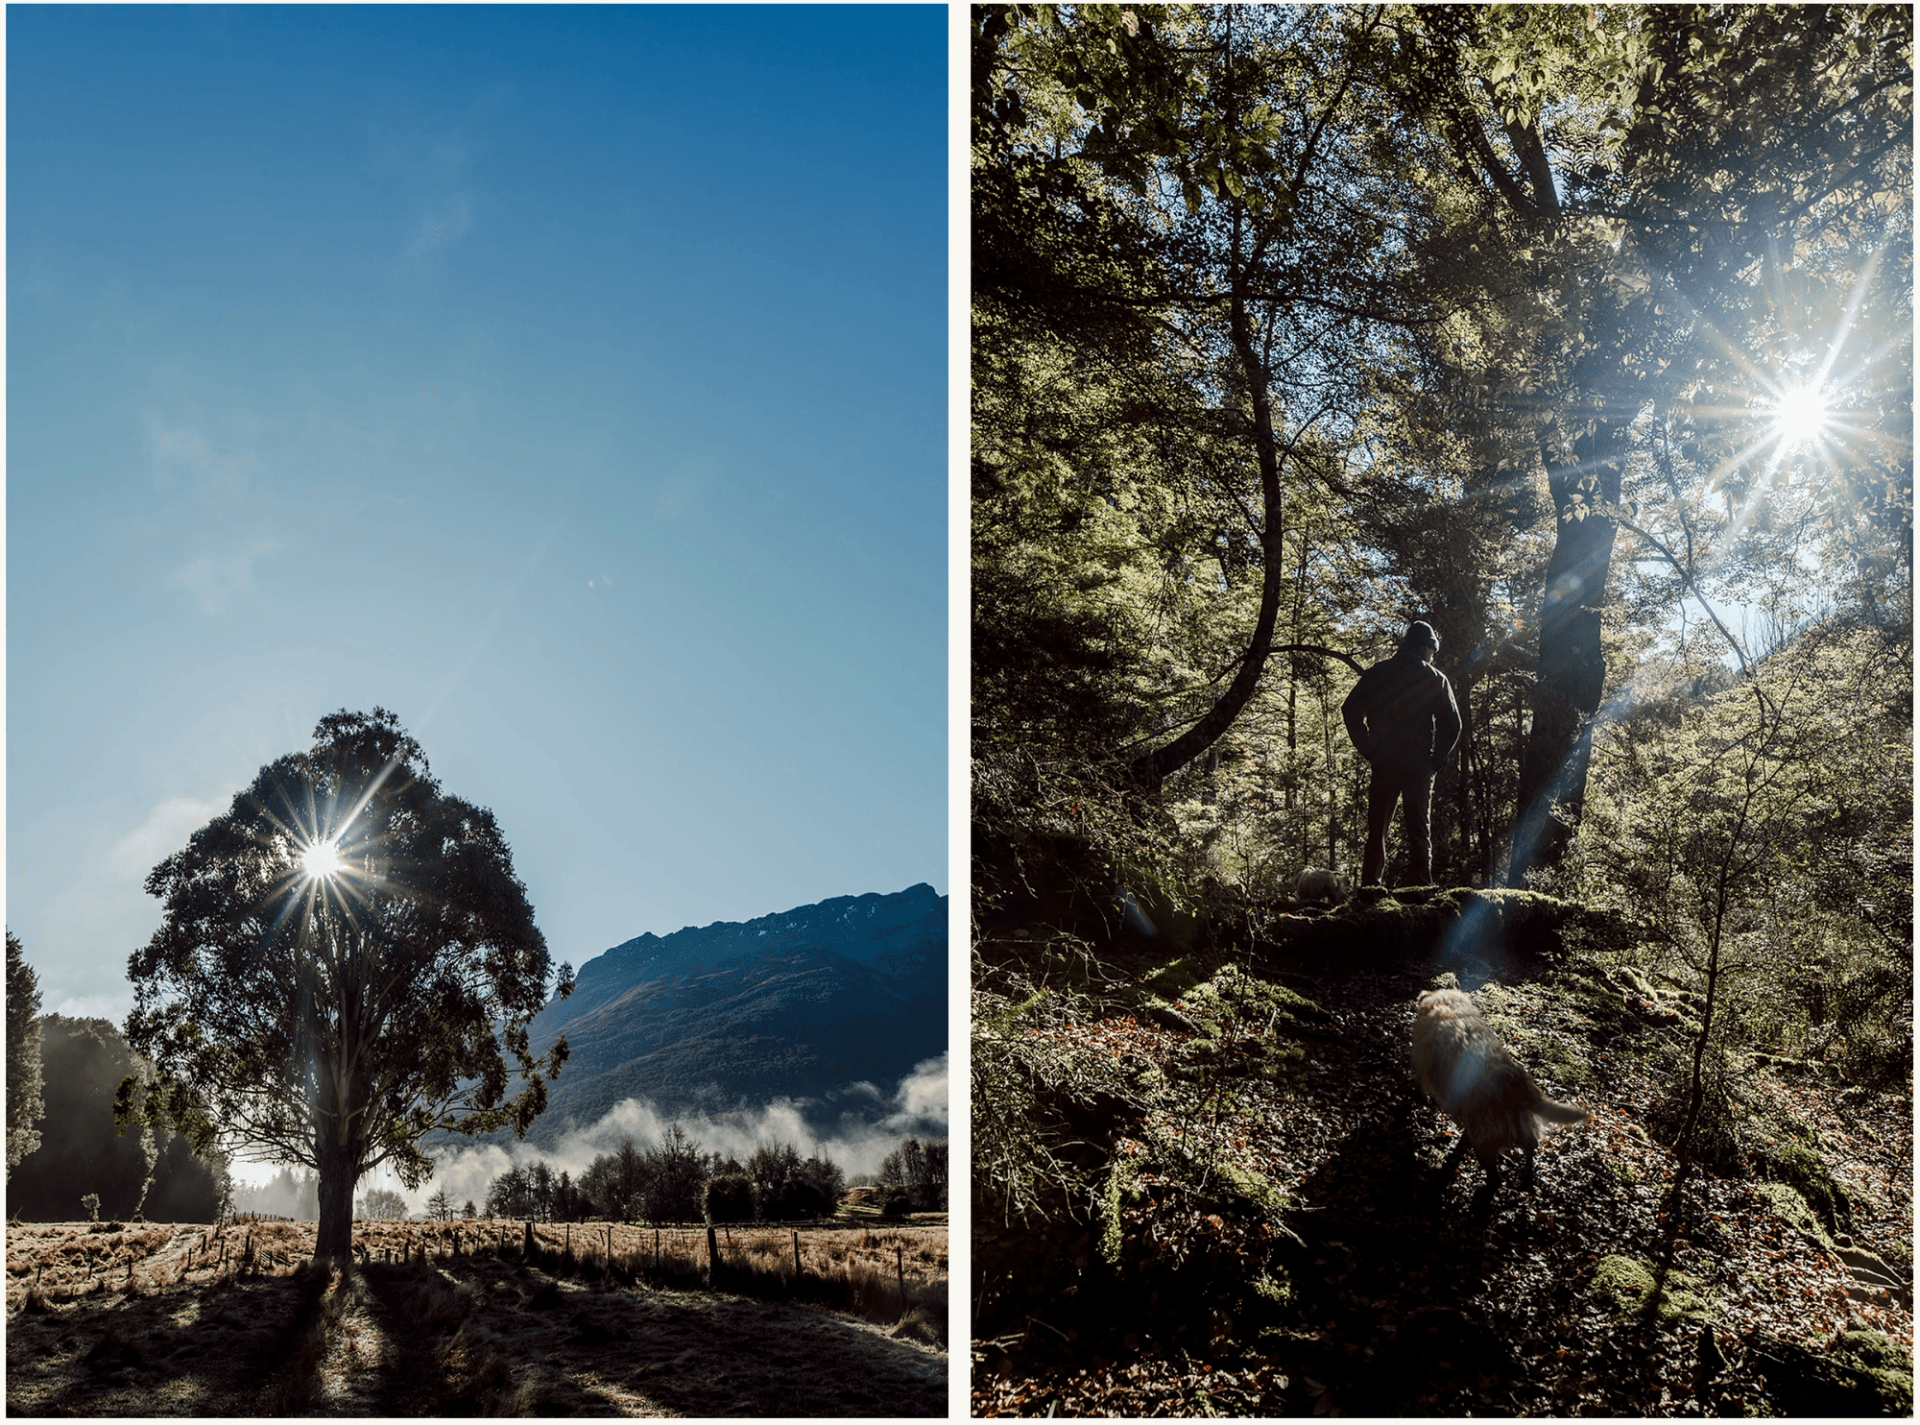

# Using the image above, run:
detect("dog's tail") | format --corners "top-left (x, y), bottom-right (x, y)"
top-left (1532, 1093), bottom-right (1591, 1128)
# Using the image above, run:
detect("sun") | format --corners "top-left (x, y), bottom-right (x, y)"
top-left (300, 840), bottom-right (346, 880)
top-left (1768, 379), bottom-right (1832, 453)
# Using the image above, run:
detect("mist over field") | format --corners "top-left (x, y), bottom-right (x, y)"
top-left (419, 1053), bottom-right (950, 1213)
top-left (231, 1054), bottom-right (949, 1217)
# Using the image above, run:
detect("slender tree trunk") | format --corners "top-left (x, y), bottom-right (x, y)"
top-left (1447, 682), bottom-right (1476, 883)
top-left (1508, 415), bottom-right (1631, 883)
top-left (1128, 228), bottom-right (1285, 790)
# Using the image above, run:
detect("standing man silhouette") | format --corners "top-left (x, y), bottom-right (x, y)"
top-left (1342, 621), bottom-right (1462, 886)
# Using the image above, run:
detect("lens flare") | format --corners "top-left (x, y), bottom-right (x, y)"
top-left (301, 840), bottom-right (346, 880)
top-left (1768, 380), bottom-right (1831, 452)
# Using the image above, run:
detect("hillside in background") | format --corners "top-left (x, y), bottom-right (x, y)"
top-left (471, 884), bottom-right (947, 1146)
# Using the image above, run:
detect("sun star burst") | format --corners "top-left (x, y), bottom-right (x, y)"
top-left (301, 840), bottom-right (346, 880)
top-left (1769, 379), bottom-right (1832, 454)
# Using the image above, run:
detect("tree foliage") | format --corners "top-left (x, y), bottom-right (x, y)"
top-left (8, 1016), bottom-right (227, 1223)
top-left (1577, 622), bottom-right (1912, 1095)
top-left (745, 1141), bottom-right (846, 1221)
top-left (1379, 2), bottom-right (1912, 878)
top-left (7, 931), bottom-right (45, 1177)
top-left (356, 1186), bottom-right (409, 1220)
top-left (121, 707), bottom-right (573, 1262)
top-left (703, 1164), bottom-right (756, 1224)
top-left (974, 2), bottom-right (1909, 886)
top-left (877, 1135), bottom-right (948, 1212)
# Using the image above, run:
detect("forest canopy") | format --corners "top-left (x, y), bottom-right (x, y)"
top-left (973, 0), bottom-right (1910, 897)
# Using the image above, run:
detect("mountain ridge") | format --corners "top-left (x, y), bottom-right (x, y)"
top-left (465, 883), bottom-right (947, 1147)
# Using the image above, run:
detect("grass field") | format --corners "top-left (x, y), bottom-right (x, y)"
top-left (7, 1217), bottom-right (948, 1416)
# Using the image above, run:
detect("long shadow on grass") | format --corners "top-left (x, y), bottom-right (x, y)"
top-left (7, 1268), bottom-right (323, 1416)
top-left (355, 1251), bottom-right (945, 1418)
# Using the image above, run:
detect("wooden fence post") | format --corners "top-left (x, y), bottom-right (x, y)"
top-left (706, 1225), bottom-right (718, 1285)
top-left (896, 1243), bottom-right (906, 1304)
top-left (792, 1229), bottom-right (802, 1278)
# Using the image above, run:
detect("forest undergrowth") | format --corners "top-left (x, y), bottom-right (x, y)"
top-left (971, 897), bottom-right (1912, 1416)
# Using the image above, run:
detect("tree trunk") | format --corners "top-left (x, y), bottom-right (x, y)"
top-left (1128, 223), bottom-right (1284, 790)
top-left (313, 1142), bottom-right (359, 1266)
top-left (1508, 416), bottom-right (1630, 884)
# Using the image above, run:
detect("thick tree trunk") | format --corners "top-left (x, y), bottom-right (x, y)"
top-left (1508, 416), bottom-right (1630, 884)
top-left (314, 1142), bottom-right (359, 1266)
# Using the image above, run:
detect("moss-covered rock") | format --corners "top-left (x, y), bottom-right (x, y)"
top-left (1254, 886), bottom-right (1634, 972)
top-left (1129, 952), bottom-right (1209, 1008)
top-left (1588, 1254), bottom-right (1716, 1324)
top-left (1752, 1181), bottom-right (1831, 1246)
top-left (1755, 1327), bottom-right (1914, 1416)
top-left (1211, 1159), bottom-right (1290, 1215)
top-left (1182, 965), bottom-right (1326, 1051)
top-left (1750, 1132), bottom-right (1854, 1235)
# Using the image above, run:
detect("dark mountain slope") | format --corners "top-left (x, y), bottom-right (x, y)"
top-left (467, 885), bottom-right (947, 1146)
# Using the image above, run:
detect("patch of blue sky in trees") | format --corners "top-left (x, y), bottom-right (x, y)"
top-left (7, 6), bottom-right (947, 1027)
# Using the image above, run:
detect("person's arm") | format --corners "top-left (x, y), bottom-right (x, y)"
top-left (1433, 676), bottom-right (1463, 767)
top-left (1342, 678), bottom-right (1374, 762)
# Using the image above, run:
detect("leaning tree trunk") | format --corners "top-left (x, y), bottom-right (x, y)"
top-left (1507, 415), bottom-right (1631, 884)
top-left (1129, 222), bottom-right (1285, 791)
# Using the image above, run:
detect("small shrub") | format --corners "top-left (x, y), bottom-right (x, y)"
top-left (889, 1305), bottom-right (944, 1348)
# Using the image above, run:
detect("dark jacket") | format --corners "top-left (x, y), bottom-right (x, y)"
top-left (1342, 652), bottom-right (1462, 772)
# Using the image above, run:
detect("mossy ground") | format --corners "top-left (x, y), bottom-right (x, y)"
top-left (974, 883), bottom-right (1911, 1416)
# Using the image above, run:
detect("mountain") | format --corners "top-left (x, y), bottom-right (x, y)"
top-left (484, 884), bottom-right (947, 1146)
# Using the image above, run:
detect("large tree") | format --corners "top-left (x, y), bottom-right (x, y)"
top-left (7, 931), bottom-right (45, 1177)
top-left (121, 708), bottom-right (573, 1264)
top-left (1384, 3), bottom-right (1912, 880)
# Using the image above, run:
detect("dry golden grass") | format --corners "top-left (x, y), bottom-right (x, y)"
top-left (7, 1218), bottom-right (948, 1416)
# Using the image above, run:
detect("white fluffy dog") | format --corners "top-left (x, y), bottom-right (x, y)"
top-left (1411, 988), bottom-right (1590, 1200)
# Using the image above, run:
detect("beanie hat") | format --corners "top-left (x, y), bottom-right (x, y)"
top-left (1401, 621), bottom-right (1440, 652)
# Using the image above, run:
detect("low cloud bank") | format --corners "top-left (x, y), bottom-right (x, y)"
top-left (412, 1053), bottom-right (949, 1214)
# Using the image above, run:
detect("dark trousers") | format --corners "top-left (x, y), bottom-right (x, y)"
top-left (1363, 765), bottom-right (1434, 886)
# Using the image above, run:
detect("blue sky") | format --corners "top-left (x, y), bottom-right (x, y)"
top-left (8, 5), bottom-right (948, 1024)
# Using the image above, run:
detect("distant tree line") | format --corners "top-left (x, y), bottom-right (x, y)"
top-left (355, 1187), bottom-right (409, 1220)
top-left (461, 1128), bottom-right (958, 1225)
top-left (4, 998), bottom-right (229, 1223)
top-left (233, 1166), bottom-right (319, 1219)
top-left (875, 1135), bottom-right (948, 1213)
